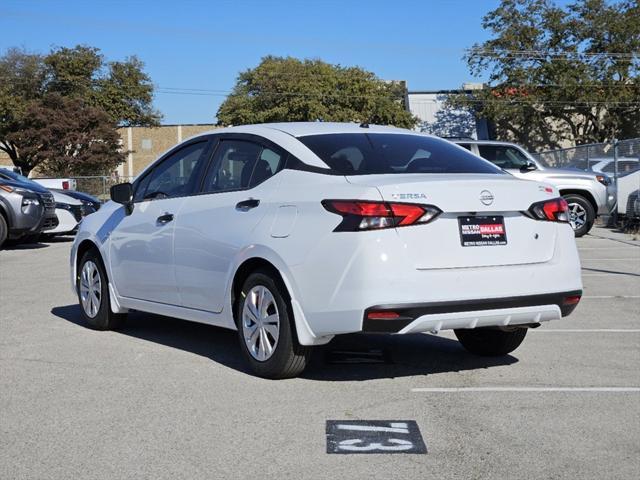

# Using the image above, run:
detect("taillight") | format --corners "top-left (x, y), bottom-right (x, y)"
top-left (62, 181), bottom-right (69, 190)
top-left (528, 197), bottom-right (570, 223)
top-left (322, 200), bottom-right (441, 231)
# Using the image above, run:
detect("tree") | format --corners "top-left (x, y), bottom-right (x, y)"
top-left (449, 0), bottom-right (639, 151)
top-left (0, 45), bottom-right (161, 174)
top-left (217, 56), bottom-right (417, 129)
top-left (6, 94), bottom-right (125, 177)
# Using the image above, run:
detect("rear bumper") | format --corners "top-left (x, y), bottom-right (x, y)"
top-left (363, 290), bottom-right (582, 333)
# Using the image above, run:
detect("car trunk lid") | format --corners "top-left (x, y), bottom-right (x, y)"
top-left (347, 173), bottom-right (559, 269)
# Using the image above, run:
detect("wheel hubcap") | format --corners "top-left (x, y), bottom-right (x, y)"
top-left (80, 260), bottom-right (102, 318)
top-left (568, 202), bottom-right (587, 230)
top-left (242, 285), bottom-right (280, 361)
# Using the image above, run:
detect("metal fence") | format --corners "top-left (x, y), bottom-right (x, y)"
top-left (64, 175), bottom-right (135, 200)
top-left (533, 138), bottom-right (640, 178)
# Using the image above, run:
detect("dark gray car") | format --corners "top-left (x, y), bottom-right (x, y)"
top-left (0, 170), bottom-right (58, 248)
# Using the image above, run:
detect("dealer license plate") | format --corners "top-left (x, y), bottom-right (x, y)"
top-left (458, 216), bottom-right (507, 247)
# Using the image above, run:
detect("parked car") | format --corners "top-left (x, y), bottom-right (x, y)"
top-left (452, 140), bottom-right (615, 237)
top-left (32, 177), bottom-right (77, 191)
top-left (71, 122), bottom-right (582, 379)
top-left (588, 157), bottom-right (639, 175)
top-left (0, 170), bottom-right (58, 247)
top-left (52, 189), bottom-right (101, 212)
top-left (625, 189), bottom-right (640, 222)
top-left (617, 169), bottom-right (640, 216)
top-left (47, 190), bottom-right (93, 236)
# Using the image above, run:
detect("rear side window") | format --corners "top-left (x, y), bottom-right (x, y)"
top-left (298, 133), bottom-right (502, 175)
top-left (204, 140), bottom-right (262, 192)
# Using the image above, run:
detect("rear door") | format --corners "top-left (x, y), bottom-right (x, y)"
top-left (174, 136), bottom-right (287, 312)
top-left (109, 140), bottom-right (211, 304)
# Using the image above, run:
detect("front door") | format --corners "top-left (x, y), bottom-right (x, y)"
top-left (109, 140), bottom-right (210, 305)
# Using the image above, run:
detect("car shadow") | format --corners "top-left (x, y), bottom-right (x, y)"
top-left (1, 240), bottom-right (49, 250)
top-left (51, 304), bottom-right (518, 381)
top-left (43, 235), bottom-right (74, 243)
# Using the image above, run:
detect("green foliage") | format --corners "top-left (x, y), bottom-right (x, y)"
top-left (0, 45), bottom-right (161, 175)
top-left (450, 0), bottom-right (639, 150)
top-left (217, 56), bottom-right (417, 129)
top-left (6, 94), bottom-right (125, 177)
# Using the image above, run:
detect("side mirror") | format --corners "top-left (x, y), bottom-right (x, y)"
top-left (110, 183), bottom-right (134, 215)
top-left (520, 160), bottom-right (537, 173)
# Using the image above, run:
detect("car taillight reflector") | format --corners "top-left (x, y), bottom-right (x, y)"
top-left (322, 200), bottom-right (441, 232)
top-left (563, 295), bottom-right (581, 305)
top-left (528, 197), bottom-right (570, 223)
top-left (367, 311), bottom-right (400, 320)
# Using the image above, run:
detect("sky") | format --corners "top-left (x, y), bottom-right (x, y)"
top-left (2, 0), bottom-right (516, 124)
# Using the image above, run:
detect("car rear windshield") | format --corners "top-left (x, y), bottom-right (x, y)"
top-left (298, 133), bottom-right (503, 175)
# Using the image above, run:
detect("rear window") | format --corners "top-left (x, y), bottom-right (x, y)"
top-left (298, 133), bottom-right (502, 175)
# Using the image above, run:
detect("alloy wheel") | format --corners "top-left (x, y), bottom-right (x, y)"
top-left (80, 260), bottom-right (102, 318)
top-left (242, 285), bottom-right (280, 361)
top-left (567, 202), bottom-right (587, 231)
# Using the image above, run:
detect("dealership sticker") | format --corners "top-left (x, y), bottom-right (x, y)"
top-left (326, 420), bottom-right (427, 454)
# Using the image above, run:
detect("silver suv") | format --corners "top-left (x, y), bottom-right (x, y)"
top-left (453, 140), bottom-right (616, 237)
top-left (0, 169), bottom-right (58, 248)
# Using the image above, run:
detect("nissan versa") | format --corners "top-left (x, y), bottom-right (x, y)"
top-left (70, 123), bottom-right (583, 378)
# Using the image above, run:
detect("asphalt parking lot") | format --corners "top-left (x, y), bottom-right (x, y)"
top-left (1, 227), bottom-right (639, 479)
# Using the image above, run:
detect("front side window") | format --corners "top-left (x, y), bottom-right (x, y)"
top-left (477, 145), bottom-right (531, 169)
top-left (135, 141), bottom-right (208, 201)
top-left (298, 134), bottom-right (502, 175)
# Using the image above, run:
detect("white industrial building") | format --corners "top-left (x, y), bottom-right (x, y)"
top-left (407, 84), bottom-right (490, 139)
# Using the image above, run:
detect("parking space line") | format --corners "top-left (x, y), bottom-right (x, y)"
top-left (578, 247), bottom-right (640, 250)
top-left (582, 273), bottom-right (640, 277)
top-left (533, 329), bottom-right (640, 333)
top-left (581, 295), bottom-right (640, 299)
top-left (580, 258), bottom-right (640, 261)
top-left (411, 387), bottom-right (640, 393)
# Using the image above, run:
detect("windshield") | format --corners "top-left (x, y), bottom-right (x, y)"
top-left (298, 133), bottom-right (503, 175)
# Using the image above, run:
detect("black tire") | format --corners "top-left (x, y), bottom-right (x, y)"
top-left (454, 327), bottom-right (527, 356)
top-left (0, 214), bottom-right (7, 249)
top-left (236, 270), bottom-right (311, 379)
top-left (77, 249), bottom-right (126, 330)
top-left (563, 194), bottom-right (595, 237)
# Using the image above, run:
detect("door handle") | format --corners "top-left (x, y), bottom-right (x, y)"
top-left (156, 212), bottom-right (174, 224)
top-left (236, 198), bottom-right (260, 211)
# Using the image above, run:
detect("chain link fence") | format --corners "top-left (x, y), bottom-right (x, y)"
top-left (42, 175), bottom-right (136, 201)
top-left (533, 138), bottom-right (640, 176)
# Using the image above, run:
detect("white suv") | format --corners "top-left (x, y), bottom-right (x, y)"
top-left (70, 123), bottom-right (582, 378)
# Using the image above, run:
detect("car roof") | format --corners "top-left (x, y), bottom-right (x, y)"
top-left (193, 122), bottom-right (417, 138)
top-left (451, 139), bottom-right (524, 148)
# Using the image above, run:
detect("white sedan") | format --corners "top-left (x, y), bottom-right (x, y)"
top-left (70, 122), bottom-right (582, 378)
top-left (46, 190), bottom-right (96, 236)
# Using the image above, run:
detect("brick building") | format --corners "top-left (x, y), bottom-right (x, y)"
top-left (0, 123), bottom-right (218, 178)
top-left (117, 123), bottom-right (217, 178)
